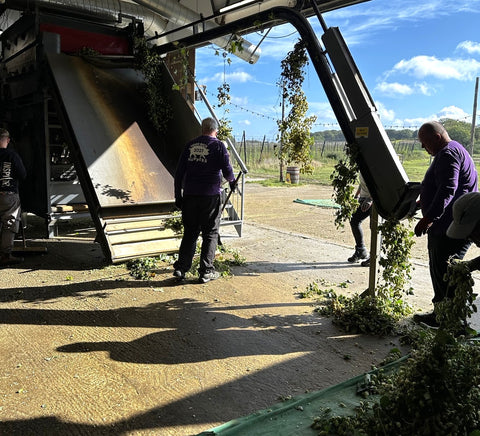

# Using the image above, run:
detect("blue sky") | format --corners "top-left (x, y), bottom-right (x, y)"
top-left (195, 0), bottom-right (480, 141)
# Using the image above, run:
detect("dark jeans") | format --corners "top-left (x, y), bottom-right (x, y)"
top-left (350, 205), bottom-right (371, 250)
top-left (0, 193), bottom-right (21, 255)
top-left (174, 194), bottom-right (221, 275)
top-left (427, 233), bottom-right (471, 303)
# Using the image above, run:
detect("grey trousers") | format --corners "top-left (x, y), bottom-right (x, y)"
top-left (0, 193), bottom-right (21, 255)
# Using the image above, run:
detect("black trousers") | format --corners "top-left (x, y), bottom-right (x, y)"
top-left (349, 205), bottom-right (371, 250)
top-left (427, 233), bottom-right (471, 303)
top-left (174, 194), bottom-right (221, 275)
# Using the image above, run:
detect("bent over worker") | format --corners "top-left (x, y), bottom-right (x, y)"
top-left (447, 192), bottom-right (480, 272)
top-left (173, 117), bottom-right (236, 283)
top-left (0, 128), bottom-right (27, 266)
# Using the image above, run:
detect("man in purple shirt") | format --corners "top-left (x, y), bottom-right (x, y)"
top-left (413, 121), bottom-right (478, 326)
top-left (173, 117), bottom-right (235, 283)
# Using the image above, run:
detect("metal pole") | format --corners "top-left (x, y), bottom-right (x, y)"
top-left (310, 0), bottom-right (328, 32)
top-left (470, 77), bottom-right (479, 156)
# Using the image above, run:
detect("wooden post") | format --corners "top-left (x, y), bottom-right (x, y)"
top-left (470, 77), bottom-right (479, 156)
top-left (279, 80), bottom-right (285, 182)
top-left (366, 204), bottom-right (381, 296)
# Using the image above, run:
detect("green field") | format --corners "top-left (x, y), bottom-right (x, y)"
top-left (232, 139), bottom-right (477, 185)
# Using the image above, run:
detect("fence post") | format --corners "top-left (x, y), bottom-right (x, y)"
top-left (241, 131), bottom-right (247, 165)
top-left (259, 135), bottom-right (266, 163)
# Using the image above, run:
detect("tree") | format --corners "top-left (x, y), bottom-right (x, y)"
top-left (385, 129), bottom-right (416, 141)
top-left (441, 119), bottom-right (471, 146)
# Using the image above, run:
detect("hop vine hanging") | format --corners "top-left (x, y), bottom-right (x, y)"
top-left (330, 143), bottom-right (359, 228)
top-left (215, 50), bottom-right (233, 141)
top-left (277, 40), bottom-right (317, 174)
top-left (134, 38), bottom-right (173, 133)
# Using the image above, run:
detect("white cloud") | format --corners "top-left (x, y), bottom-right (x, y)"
top-left (199, 70), bottom-right (254, 84)
top-left (401, 106), bottom-right (471, 128)
top-left (375, 82), bottom-right (414, 96)
top-left (402, 116), bottom-right (432, 128)
top-left (457, 40), bottom-right (480, 55)
top-left (375, 81), bottom-right (435, 97)
top-left (436, 105), bottom-right (471, 121)
top-left (391, 56), bottom-right (480, 81)
top-left (416, 82), bottom-right (436, 96)
top-left (307, 101), bottom-right (337, 123)
top-left (231, 95), bottom-right (248, 105)
top-left (375, 101), bottom-right (396, 122)
top-left (238, 119), bottom-right (251, 126)
top-left (224, 71), bottom-right (254, 83)
top-left (324, 0), bottom-right (480, 41)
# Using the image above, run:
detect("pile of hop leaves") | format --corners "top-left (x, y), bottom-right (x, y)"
top-left (127, 257), bottom-right (158, 280)
top-left (164, 211), bottom-right (183, 235)
top-left (369, 331), bottom-right (480, 435)
top-left (314, 289), bottom-right (402, 336)
top-left (306, 279), bottom-right (412, 336)
top-left (188, 244), bottom-right (246, 278)
top-left (310, 259), bottom-right (480, 435)
top-left (299, 279), bottom-right (348, 299)
top-left (313, 329), bottom-right (480, 435)
top-left (306, 218), bottom-right (415, 336)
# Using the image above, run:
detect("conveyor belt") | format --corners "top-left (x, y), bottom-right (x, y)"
top-left (47, 53), bottom-right (181, 262)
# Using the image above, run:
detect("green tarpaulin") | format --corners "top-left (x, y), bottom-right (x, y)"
top-left (198, 357), bottom-right (407, 436)
top-left (294, 199), bottom-right (340, 209)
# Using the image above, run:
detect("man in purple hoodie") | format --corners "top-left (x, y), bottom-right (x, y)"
top-left (413, 121), bottom-right (478, 326)
top-left (173, 117), bottom-right (235, 283)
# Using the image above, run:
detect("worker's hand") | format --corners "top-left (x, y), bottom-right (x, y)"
top-left (360, 199), bottom-right (372, 212)
top-left (175, 197), bottom-right (182, 210)
top-left (229, 181), bottom-right (237, 193)
top-left (407, 200), bottom-right (421, 218)
top-left (414, 216), bottom-right (432, 237)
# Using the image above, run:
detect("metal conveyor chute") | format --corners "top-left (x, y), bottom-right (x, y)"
top-left (46, 53), bottom-right (180, 262)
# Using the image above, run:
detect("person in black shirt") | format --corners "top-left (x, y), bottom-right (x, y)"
top-left (173, 118), bottom-right (235, 283)
top-left (0, 128), bottom-right (27, 265)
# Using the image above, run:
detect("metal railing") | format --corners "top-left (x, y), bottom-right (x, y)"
top-left (191, 79), bottom-right (247, 237)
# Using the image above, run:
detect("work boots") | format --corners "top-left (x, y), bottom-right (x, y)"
top-left (199, 271), bottom-right (220, 283)
top-left (347, 247), bottom-right (368, 263)
top-left (0, 253), bottom-right (24, 266)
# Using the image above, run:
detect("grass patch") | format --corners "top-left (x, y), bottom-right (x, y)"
top-left (256, 178), bottom-right (306, 187)
top-left (244, 154), bottom-right (435, 186)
